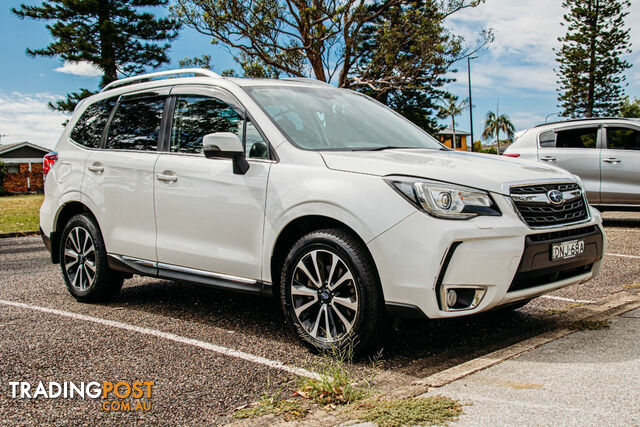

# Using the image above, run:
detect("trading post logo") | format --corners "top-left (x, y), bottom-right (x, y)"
top-left (8, 381), bottom-right (155, 412)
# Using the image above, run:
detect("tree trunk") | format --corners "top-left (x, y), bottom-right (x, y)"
top-left (98, 0), bottom-right (117, 87)
top-left (586, 0), bottom-right (599, 118)
top-left (496, 126), bottom-right (500, 155)
top-left (451, 117), bottom-right (457, 149)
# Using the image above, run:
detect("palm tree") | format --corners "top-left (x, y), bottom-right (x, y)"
top-left (438, 95), bottom-right (468, 150)
top-left (482, 111), bottom-right (515, 154)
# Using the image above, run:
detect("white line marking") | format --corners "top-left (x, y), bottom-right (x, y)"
top-left (607, 253), bottom-right (640, 259)
top-left (0, 299), bottom-right (321, 380)
top-left (541, 295), bottom-right (595, 304)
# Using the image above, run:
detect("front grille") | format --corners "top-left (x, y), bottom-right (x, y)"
top-left (511, 183), bottom-right (589, 227)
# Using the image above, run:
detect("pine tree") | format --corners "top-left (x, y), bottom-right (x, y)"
top-left (555, 0), bottom-right (632, 118)
top-left (12, 1), bottom-right (181, 112)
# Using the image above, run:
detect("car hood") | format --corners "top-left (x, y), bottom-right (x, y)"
top-left (320, 149), bottom-right (575, 195)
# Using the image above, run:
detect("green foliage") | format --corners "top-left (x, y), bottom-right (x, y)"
top-left (178, 54), bottom-right (213, 70)
top-left (47, 88), bottom-right (96, 113)
top-left (619, 96), bottom-right (640, 118)
top-left (13, 0), bottom-right (181, 112)
top-left (436, 94), bottom-right (468, 143)
top-left (357, 395), bottom-right (463, 427)
top-left (171, 0), bottom-right (492, 132)
top-left (555, 0), bottom-right (632, 118)
top-left (482, 111), bottom-right (515, 154)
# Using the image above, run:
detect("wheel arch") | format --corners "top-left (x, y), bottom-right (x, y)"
top-left (268, 214), bottom-right (382, 300)
top-left (50, 201), bottom-right (100, 263)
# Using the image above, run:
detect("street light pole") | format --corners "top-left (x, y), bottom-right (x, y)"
top-left (467, 56), bottom-right (478, 152)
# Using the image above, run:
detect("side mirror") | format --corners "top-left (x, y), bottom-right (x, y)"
top-left (202, 132), bottom-right (250, 175)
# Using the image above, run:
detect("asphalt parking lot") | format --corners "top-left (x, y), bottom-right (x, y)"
top-left (1, 211), bottom-right (639, 425)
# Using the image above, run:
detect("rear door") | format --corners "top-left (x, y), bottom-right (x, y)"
top-left (537, 126), bottom-right (601, 204)
top-left (82, 89), bottom-right (168, 260)
top-left (600, 125), bottom-right (640, 205)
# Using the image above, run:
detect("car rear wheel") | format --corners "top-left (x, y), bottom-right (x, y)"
top-left (280, 229), bottom-right (386, 355)
top-left (60, 214), bottom-right (124, 302)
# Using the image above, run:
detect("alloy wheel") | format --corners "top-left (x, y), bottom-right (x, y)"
top-left (290, 249), bottom-right (359, 343)
top-left (63, 226), bottom-right (96, 292)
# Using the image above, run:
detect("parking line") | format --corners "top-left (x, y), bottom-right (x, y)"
top-left (607, 253), bottom-right (640, 259)
top-left (0, 299), bottom-right (321, 380)
top-left (541, 295), bottom-right (594, 304)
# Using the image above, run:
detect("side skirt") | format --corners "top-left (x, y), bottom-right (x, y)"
top-left (107, 254), bottom-right (272, 297)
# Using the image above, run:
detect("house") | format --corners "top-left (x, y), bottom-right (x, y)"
top-left (438, 127), bottom-right (470, 151)
top-left (0, 142), bottom-right (51, 193)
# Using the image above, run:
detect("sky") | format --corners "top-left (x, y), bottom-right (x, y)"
top-left (0, 0), bottom-right (638, 149)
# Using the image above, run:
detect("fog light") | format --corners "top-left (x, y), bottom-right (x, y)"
top-left (446, 289), bottom-right (458, 308)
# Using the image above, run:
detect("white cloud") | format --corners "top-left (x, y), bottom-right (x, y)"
top-left (54, 61), bottom-right (102, 77)
top-left (446, 0), bottom-right (638, 94)
top-left (0, 91), bottom-right (69, 149)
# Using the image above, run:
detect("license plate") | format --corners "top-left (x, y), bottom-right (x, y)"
top-left (551, 239), bottom-right (585, 260)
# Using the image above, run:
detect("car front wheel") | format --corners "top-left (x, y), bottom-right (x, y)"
top-left (280, 229), bottom-right (386, 355)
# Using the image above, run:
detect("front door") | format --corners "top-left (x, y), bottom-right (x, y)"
top-left (153, 87), bottom-right (271, 280)
top-left (600, 125), bottom-right (640, 205)
top-left (537, 126), bottom-right (601, 204)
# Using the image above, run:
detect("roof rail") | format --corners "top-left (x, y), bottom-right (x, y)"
top-left (281, 77), bottom-right (334, 87)
top-left (101, 68), bottom-right (222, 92)
top-left (533, 116), bottom-right (635, 128)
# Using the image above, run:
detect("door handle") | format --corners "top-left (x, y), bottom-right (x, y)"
top-left (603, 158), bottom-right (621, 164)
top-left (156, 173), bottom-right (177, 183)
top-left (87, 164), bottom-right (104, 173)
top-left (540, 156), bottom-right (556, 162)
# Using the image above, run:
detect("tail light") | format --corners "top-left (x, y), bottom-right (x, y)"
top-left (503, 153), bottom-right (520, 158)
top-left (43, 152), bottom-right (58, 177)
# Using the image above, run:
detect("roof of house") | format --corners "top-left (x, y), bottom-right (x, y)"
top-left (439, 127), bottom-right (470, 136)
top-left (0, 141), bottom-right (50, 156)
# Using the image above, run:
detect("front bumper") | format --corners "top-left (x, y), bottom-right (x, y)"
top-left (367, 193), bottom-right (605, 319)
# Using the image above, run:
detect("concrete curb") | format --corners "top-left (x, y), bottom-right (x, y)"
top-left (0, 231), bottom-right (40, 238)
top-left (414, 291), bottom-right (640, 389)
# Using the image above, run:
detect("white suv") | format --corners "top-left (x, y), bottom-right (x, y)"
top-left (40, 69), bottom-right (605, 354)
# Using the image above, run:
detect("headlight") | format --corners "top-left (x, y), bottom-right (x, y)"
top-left (385, 176), bottom-right (501, 219)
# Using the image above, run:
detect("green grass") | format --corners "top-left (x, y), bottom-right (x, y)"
top-left (0, 194), bottom-right (43, 233)
top-left (233, 396), bottom-right (308, 420)
top-left (356, 396), bottom-right (463, 427)
top-left (567, 319), bottom-right (610, 331)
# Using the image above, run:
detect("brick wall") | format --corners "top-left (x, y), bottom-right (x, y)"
top-left (2, 163), bottom-right (44, 193)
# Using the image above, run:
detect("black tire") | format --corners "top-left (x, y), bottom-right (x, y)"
top-left (59, 214), bottom-right (124, 302)
top-left (280, 228), bottom-right (386, 355)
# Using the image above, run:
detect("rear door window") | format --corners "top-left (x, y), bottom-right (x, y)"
top-left (70, 98), bottom-right (117, 148)
top-left (105, 97), bottom-right (166, 151)
top-left (555, 127), bottom-right (598, 149)
top-left (606, 127), bottom-right (640, 150)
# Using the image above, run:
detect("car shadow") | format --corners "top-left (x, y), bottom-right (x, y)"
top-left (113, 277), bottom-right (559, 376)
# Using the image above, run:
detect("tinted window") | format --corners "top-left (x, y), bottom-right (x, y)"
top-left (555, 128), bottom-right (597, 149)
top-left (106, 97), bottom-right (165, 151)
top-left (170, 96), bottom-right (269, 159)
top-left (70, 98), bottom-right (116, 148)
top-left (607, 127), bottom-right (640, 150)
top-left (539, 130), bottom-right (555, 147)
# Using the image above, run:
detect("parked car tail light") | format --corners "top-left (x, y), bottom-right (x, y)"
top-left (503, 153), bottom-right (520, 158)
top-left (43, 152), bottom-right (58, 177)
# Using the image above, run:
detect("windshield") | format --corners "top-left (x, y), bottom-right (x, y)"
top-left (245, 86), bottom-right (444, 151)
